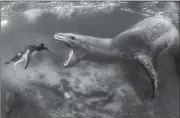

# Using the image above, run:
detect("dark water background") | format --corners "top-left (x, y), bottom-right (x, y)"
top-left (1, 1), bottom-right (179, 118)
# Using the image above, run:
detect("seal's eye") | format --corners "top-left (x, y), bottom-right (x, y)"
top-left (70, 36), bottom-right (75, 40)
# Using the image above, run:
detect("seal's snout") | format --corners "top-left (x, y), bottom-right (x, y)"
top-left (54, 33), bottom-right (73, 47)
top-left (54, 33), bottom-right (64, 40)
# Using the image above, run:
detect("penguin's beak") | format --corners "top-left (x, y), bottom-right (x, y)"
top-left (46, 47), bottom-right (53, 53)
top-left (46, 48), bottom-right (51, 52)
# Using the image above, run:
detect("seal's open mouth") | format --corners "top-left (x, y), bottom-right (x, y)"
top-left (64, 49), bottom-right (75, 66)
top-left (54, 34), bottom-right (80, 67)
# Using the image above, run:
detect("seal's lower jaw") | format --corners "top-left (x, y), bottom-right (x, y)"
top-left (64, 49), bottom-right (74, 67)
top-left (64, 49), bottom-right (81, 67)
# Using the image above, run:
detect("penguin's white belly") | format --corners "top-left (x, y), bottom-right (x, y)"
top-left (20, 50), bottom-right (30, 63)
top-left (31, 51), bottom-right (39, 58)
top-left (14, 50), bottom-right (40, 69)
top-left (18, 50), bottom-right (39, 64)
top-left (17, 57), bottom-right (26, 63)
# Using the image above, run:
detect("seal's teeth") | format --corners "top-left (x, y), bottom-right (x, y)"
top-left (64, 49), bottom-right (74, 66)
top-left (64, 61), bottom-right (69, 67)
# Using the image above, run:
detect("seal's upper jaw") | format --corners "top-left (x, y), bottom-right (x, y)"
top-left (54, 33), bottom-right (71, 43)
top-left (54, 33), bottom-right (64, 41)
top-left (54, 33), bottom-right (73, 48)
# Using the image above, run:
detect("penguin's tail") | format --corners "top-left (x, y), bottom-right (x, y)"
top-left (4, 61), bottom-right (11, 65)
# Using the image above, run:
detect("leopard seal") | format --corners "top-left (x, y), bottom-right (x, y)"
top-left (54, 15), bottom-right (179, 99)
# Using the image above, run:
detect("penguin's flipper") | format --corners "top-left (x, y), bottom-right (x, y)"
top-left (24, 50), bottom-right (32, 69)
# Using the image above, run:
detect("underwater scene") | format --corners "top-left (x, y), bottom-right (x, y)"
top-left (1, 1), bottom-right (179, 118)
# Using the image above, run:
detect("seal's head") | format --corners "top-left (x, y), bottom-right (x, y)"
top-left (54, 33), bottom-right (90, 67)
top-left (54, 33), bottom-right (114, 67)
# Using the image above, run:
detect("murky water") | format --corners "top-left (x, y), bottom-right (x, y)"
top-left (1, 1), bottom-right (179, 118)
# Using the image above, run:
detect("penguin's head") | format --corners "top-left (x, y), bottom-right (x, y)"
top-left (36, 43), bottom-right (50, 51)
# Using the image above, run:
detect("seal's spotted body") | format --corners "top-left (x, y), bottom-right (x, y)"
top-left (54, 16), bottom-right (179, 99)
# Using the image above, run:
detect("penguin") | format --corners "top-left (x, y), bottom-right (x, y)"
top-left (4, 43), bottom-right (50, 73)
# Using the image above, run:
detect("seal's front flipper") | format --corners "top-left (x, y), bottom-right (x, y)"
top-left (135, 54), bottom-right (158, 99)
top-left (24, 50), bottom-right (32, 69)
